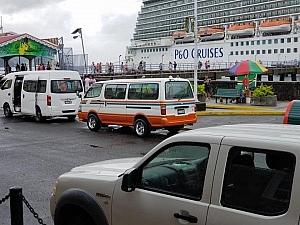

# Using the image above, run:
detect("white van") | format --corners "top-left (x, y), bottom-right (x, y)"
top-left (0, 70), bottom-right (83, 121)
top-left (78, 77), bottom-right (197, 137)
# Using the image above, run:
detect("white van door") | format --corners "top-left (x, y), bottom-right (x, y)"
top-left (206, 143), bottom-right (299, 225)
top-left (113, 142), bottom-right (219, 225)
top-left (50, 79), bottom-right (83, 116)
top-left (102, 83), bottom-right (127, 125)
top-left (21, 78), bottom-right (38, 115)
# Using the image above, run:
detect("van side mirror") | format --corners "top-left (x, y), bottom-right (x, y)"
top-left (76, 91), bottom-right (82, 98)
top-left (121, 168), bottom-right (138, 192)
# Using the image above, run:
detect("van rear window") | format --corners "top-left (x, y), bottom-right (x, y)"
top-left (51, 80), bottom-right (83, 93)
top-left (165, 81), bottom-right (193, 100)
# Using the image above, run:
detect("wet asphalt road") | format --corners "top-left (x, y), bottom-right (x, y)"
top-left (0, 114), bottom-right (282, 225)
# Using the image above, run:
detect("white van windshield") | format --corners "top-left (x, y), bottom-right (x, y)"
top-left (165, 81), bottom-right (193, 100)
top-left (51, 80), bottom-right (83, 93)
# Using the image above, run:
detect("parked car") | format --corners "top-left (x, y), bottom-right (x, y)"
top-left (50, 124), bottom-right (300, 225)
top-left (283, 100), bottom-right (300, 125)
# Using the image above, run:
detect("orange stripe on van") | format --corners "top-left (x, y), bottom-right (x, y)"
top-left (78, 111), bottom-right (197, 127)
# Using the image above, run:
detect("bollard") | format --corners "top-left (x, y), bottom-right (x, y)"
top-left (9, 187), bottom-right (23, 225)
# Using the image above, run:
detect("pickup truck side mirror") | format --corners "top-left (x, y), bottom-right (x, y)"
top-left (121, 168), bottom-right (138, 192)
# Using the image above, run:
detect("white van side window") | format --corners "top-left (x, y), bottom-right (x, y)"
top-left (104, 84), bottom-right (126, 99)
top-left (221, 147), bottom-right (296, 216)
top-left (23, 80), bottom-right (37, 92)
top-left (128, 83), bottom-right (159, 100)
top-left (85, 84), bottom-right (103, 98)
top-left (1, 79), bottom-right (12, 90)
top-left (37, 80), bottom-right (47, 93)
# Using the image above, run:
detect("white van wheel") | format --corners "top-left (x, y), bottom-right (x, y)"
top-left (3, 104), bottom-right (12, 118)
top-left (134, 119), bottom-right (150, 137)
top-left (87, 114), bottom-right (100, 131)
top-left (35, 108), bottom-right (44, 122)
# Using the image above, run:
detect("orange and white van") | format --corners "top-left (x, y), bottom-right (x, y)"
top-left (78, 77), bottom-right (197, 137)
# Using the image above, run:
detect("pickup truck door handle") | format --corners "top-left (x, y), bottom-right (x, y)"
top-left (23, 94), bottom-right (25, 98)
top-left (8, 93), bottom-right (10, 96)
top-left (174, 213), bottom-right (198, 223)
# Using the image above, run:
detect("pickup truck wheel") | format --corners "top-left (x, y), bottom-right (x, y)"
top-left (58, 209), bottom-right (96, 225)
top-left (134, 119), bottom-right (150, 137)
top-left (87, 114), bottom-right (101, 131)
top-left (3, 104), bottom-right (12, 118)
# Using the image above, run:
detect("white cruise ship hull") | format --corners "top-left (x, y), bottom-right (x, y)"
top-left (260, 24), bottom-right (291, 34)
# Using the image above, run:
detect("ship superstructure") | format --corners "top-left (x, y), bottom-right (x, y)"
top-left (126, 0), bottom-right (300, 68)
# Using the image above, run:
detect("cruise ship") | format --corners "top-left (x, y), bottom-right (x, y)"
top-left (126, 0), bottom-right (300, 68)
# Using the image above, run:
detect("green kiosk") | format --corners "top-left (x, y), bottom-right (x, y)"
top-left (0, 32), bottom-right (58, 74)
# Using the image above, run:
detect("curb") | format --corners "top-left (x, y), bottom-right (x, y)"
top-left (207, 104), bottom-right (277, 111)
top-left (196, 111), bottom-right (285, 116)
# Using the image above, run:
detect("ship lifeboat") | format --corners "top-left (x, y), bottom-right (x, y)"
top-left (198, 26), bottom-right (224, 41)
top-left (259, 17), bottom-right (292, 34)
top-left (172, 30), bottom-right (187, 40)
top-left (227, 22), bottom-right (255, 37)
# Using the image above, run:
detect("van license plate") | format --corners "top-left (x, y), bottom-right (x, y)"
top-left (65, 100), bottom-right (72, 104)
top-left (177, 108), bottom-right (185, 115)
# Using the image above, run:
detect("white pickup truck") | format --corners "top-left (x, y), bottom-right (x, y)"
top-left (50, 124), bottom-right (300, 225)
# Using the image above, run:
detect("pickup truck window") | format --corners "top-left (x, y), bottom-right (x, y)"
top-left (221, 147), bottom-right (295, 216)
top-left (139, 143), bottom-right (210, 200)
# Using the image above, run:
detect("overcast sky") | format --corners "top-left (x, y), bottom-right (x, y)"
top-left (0, 0), bottom-right (142, 64)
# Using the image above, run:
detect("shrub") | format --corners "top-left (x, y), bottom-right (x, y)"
top-left (198, 84), bottom-right (206, 94)
top-left (252, 84), bottom-right (274, 97)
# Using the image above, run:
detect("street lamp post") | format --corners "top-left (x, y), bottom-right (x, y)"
top-left (72, 28), bottom-right (88, 75)
top-left (193, 0), bottom-right (198, 101)
top-left (119, 54), bottom-right (122, 72)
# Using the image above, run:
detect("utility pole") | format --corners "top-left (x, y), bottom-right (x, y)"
top-left (193, 0), bottom-right (198, 101)
top-left (0, 16), bottom-right (3, 34)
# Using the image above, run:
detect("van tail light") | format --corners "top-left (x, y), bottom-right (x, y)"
top-left (161, 104), bottom-right (166, 115)
top-left (47, 95), bottom-right (52, 106)
top-left (283, 101), bottom-right (293, 124)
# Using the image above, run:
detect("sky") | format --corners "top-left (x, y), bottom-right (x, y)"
top-left (0, 0), bottom-right (143, 64)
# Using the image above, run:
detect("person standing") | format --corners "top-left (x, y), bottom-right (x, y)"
top-left (159, 62), bottom-right (163, 71)
top-left (16, 63), bottom-right (20, 72)
top-left (204, 75), bottom-right (211, 99)
top-left (169, 61), bottom-right (173, 71)
top-left (21, 63), bottom-right (25, 71)
top-left (198, 61), bottom-right (202, 70)
top-left (84, 75), bottom-right (90, 92)
top-left (47, 61), bottom-right (51, 70)
top-left (89, 75), bottom-right (96, 87)
top-left (173, 61), bottom-right (177, 71)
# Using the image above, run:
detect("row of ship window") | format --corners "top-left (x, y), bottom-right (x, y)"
top-left (201, 0), bottom-right (298, 14)
top-left (231, 37), bottom-right (299, 47)
top-left (141, 48), bottom-right (169, 53)
top-left (230, 48), bottom-right (298, 56)
top-left (136, 9), bottom-right (297, 34)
